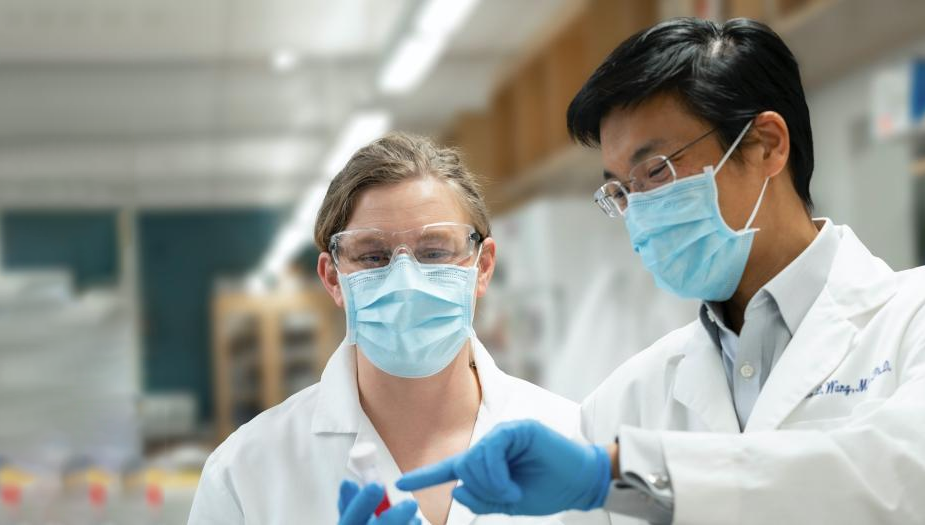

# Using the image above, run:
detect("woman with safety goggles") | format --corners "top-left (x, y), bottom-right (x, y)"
top-left (188, 132), bottom-right (598, 525)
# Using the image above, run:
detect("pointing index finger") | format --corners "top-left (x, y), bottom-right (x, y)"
top-left (396, 454), bottom-right (462, 492)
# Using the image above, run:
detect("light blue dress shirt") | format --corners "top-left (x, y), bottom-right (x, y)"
top-left (606, 219), bottom-right (840, 523)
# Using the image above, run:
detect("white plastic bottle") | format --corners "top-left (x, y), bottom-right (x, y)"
top-left (349, 443), bottom-right (391, 517)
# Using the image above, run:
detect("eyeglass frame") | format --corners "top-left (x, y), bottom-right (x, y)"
top-left (328, 221), bottom-right (483, 271)
top-left (592, 126), bottom-right (721, 217)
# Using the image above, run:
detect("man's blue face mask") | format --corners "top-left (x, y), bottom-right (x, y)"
top-left (623, 121), bottom-right (769, 301)
top-left (338, 252), bottom-right (479, 378)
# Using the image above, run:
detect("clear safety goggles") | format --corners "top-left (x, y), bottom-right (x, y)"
top-left (330, 222), bottom-right (482, 274)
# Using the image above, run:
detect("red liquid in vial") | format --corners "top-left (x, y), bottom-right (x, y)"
top-left (374, 492), bottom-right (391, 516)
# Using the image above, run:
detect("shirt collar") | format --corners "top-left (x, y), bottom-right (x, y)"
top-left (762, 218), bottom-right (838, 335)
top-left (698, 303), bottom-right (724, 349)
top-left (699, 218), bottom-right (839, 338)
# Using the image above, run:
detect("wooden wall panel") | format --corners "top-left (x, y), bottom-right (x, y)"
top-left (490, 86), bottom-right (516, 181)
top-left (441, 0), bottom-right (658, 210)
top-left (727, 0), bottom-right (770, 20)
top-left (585, 0), bottom-right (658, 64)
top-left (453, 112), bottom-right (498, 186)
top-left (511, 57), bottom-right (548, 171)
top-left (543, 18), bottom-right (593, 151)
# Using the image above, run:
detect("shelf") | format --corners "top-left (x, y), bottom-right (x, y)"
top-left (211, 284), bottom-right (344, 442)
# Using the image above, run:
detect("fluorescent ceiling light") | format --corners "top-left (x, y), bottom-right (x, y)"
top-left (262, 226), bottom-right (308, 276)
top-left (416, 0), bottom-right (480, 35)
top-left (293, 183), bottom-right (330, 228)
top-left (271, 49), bottom-right (300, 72)
top-left (322, 111), bottom-right (392, 177)
top-left (379, 33), bottom-right (446, 95)
top-left (378, 0), bottom-right (481, 95)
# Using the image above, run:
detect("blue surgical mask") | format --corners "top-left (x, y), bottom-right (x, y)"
top-left (338, 253), bottom-right (478, 378)
top-left (624, 122), bottom-right (769, 301)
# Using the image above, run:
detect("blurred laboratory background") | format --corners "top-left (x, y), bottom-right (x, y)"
top-left (1, 0), bottom-right (924, 522)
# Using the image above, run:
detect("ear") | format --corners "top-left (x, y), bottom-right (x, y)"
top-left (751, 111), bottom-right (790, 180)
top-left (317, 252), bottom-right (345, 308)
top-left (474, 237), bottom-right (496, 299)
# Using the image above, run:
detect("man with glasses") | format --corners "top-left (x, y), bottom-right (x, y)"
top-left (398, 17), bottom-right (925, 524)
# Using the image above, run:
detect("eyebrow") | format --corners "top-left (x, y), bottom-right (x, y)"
top-left (603, 138), bottom-right (667, 181)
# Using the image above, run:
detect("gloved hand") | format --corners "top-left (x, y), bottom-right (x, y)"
top-left (338, 480), bottom-right (421, 525)
top-left (395, 419), bottom-right (611, 515)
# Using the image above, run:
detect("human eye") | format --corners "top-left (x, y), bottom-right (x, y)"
top-left (416, 246), bottom-right (454, 263)
top-left (647, 160), bottom-right (670, 181)
top-left (608, 184), bottom-right (626, 199)
top-left (354, 251), bottom-right (390, 268)
top-left (603, 182), bottom-right (627, 205)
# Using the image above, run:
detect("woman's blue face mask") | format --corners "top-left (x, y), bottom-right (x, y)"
top-left (623, 121), bottom-right (770, 301)
top-left (338, 251), bottom-right (479, 378)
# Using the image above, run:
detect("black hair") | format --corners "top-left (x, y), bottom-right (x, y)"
top-left (567, 17), bottom-right (814, 208)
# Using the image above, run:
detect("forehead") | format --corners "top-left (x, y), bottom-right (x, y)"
top-left (344, 176), bottom-right (470, 232)
top-left (599, 94), bottom-right (709, 172)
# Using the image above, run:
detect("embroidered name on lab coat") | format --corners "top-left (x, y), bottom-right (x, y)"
top-left (805, 360), bottom-right (893, 398)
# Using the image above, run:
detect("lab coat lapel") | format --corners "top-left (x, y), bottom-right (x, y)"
top-left (444, 338), bottom-right (503, 525)
top-left (672, 331), bottom-right (740, 433)
top-left (743, 291), bottom-right (855, 432)
top-left (745, 225), bottom-right (897, 432)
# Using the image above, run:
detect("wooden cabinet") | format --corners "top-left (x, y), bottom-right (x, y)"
top-left (211, 286), bottom-right (344, 442)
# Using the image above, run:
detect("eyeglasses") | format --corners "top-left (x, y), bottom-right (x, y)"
top-left (593, 127), bottom-right (719, 217)
top-left (330, 222), bottom-right (482, 273)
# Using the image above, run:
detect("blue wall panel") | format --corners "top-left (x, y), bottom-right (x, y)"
top-left (138, 209), bottom-right (282, 421)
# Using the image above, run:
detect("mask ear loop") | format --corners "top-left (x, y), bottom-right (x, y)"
top-left (743, 176), bottom-right (770, 231)
top-left (472, 243), bottom-right (484, 269)
top-left (710, 120), bottom-right (768, 233)
top-left (466, 242), bottom-right (484, 367)
top-left (714, 120), bottom-right (753, 174)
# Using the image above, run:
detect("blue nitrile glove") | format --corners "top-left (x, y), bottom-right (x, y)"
top-left (338, 480), bottom-right (421, 525)
top-left (395, 420), bottom-right (611, 515)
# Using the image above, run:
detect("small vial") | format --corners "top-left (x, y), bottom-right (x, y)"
top-left (145, 483), bottom-right (164, 524)
top-left (349, 443), bottom-right (391, 516)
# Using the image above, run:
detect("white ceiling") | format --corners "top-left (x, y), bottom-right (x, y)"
top-left (0, 0), bottom-right (572, 208)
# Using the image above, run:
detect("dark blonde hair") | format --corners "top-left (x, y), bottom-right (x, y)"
top-left (314, 132), bottom-right (491, 252)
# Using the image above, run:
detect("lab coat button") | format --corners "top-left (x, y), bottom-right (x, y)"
top-left (740, 363), bottom-right (755, 379)
top-left (647, 473), bottom-right (669, 490)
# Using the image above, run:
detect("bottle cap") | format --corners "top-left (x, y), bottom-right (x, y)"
top-left (349, 442), bottom-right (378, 471)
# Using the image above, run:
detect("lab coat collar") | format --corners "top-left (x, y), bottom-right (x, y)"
top-left (819, 223), bottom-right (897, 321)
top-left (744, 222), bottom-right (898, 431)
top-left (673, 325), bottom-right (741, 434)
top-left (468, 336), bottom-right (507, 416)
top-left (311, 338), bottom-right (363, 434)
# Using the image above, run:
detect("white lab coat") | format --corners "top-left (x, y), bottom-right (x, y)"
top-left (581, 224), bottom-right (925, 524)
top-left (189, 336), bottom-right (608, 525)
